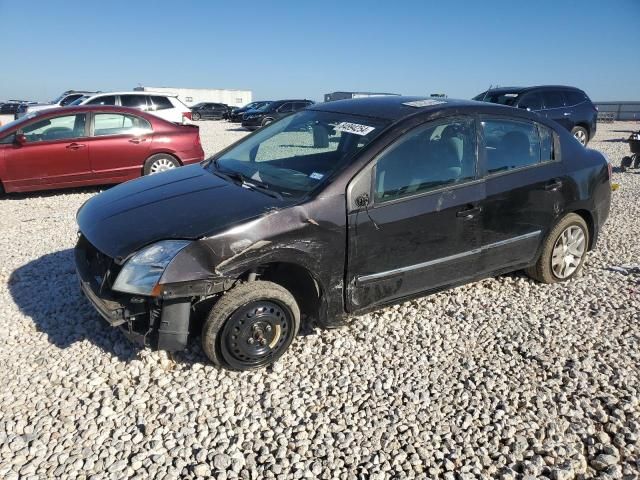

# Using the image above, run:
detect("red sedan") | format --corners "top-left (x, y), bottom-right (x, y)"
top-left (0, 105), bottom-right (205, 193)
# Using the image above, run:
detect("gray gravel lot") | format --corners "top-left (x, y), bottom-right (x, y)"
top-left (0, 120), bottom-right (639, 479)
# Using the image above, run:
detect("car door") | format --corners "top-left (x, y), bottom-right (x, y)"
top-left (346, 116), bottom-right (484, 312)
top-left (478, 116), bottom-right (567, 273)
top-left (4, 112), bottom-right (90, 191)
top-left (86, 112), bottom-right (152, 181)
top-left (541, 90), bottom-right (572, 131)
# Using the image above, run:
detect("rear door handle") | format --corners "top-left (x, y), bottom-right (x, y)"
top-left (128, 137), bottom-right (147, 144)
top-left (545, 179), bottom-right (563, 191)
top-left (456, 205), bottom-right (482, 219)
top-left (66, 143), bottom-right (86, 150)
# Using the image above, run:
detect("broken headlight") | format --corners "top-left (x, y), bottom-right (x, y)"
top-left (112, 240), bottom-right (190, 296)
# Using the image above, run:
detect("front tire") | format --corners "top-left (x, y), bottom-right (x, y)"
top-left (192, 112), bottom-right (201, 121)
top-left (261, 117), bottom-right (274, 127)
top-left (202, 281), bottom-right (300, 370)
top-left (525, 213), bottom-right (589, 284)
top-left (143, 154), bottom-right (180, 175)
top-left (571, 126), bottom-right (588, 146)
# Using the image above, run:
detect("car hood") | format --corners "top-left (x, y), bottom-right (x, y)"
top-left (77, 164), bottom-right (288, 260)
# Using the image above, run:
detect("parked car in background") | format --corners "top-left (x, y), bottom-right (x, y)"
top-left (74, 96), bottom-right (610, 370)
top-left (473, 86), bottom-right (597, 145)
top-left (228, 101), bottom-right (270, 123)
top-left (15, 90), bottom-right (98, 119)
top-left (71, 92), bottom-right (193, 124)
top-left (1, 102), bottom-right (24, 115)
top-left (0, 105), bottom-right (204, 193)
top-left (241, 100), bottom-right (314, 130)
top-left (191, 102), bottom-right (232, 121)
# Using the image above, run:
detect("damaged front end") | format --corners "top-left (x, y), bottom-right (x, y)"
top-left (74, 234), bottom-right (232, 351)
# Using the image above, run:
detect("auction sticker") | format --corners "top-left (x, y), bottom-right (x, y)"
top-left (334, 122), bottom-right (375, 136)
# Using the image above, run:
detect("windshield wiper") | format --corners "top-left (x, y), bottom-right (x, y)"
top-left (212, 164), bottom-right (283, 200)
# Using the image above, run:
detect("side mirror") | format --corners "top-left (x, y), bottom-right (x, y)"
top-left (14, 133), bottom-right (27, 146)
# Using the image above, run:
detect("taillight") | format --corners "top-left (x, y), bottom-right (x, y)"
top-left (182, 111), bottom-right (192, 121)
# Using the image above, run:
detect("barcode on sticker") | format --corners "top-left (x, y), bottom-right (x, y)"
top-left (334, 122), bottom-right (375, 136)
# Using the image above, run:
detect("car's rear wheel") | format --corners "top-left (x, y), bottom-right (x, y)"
top-left (143, 154), bottom-right (180, 175)
top-left (571, 126), bottom-right (588, 146)
top-left (202, 281), bottom-right (300, 370)
top-left (525, 213), bottom-right (589, 284)
top-left (192, 112), bottom-right (201, 121)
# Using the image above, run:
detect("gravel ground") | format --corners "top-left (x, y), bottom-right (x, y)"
top-left (1, 120), bottom-right (639, 480)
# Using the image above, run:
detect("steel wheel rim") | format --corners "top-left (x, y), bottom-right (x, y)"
top-left (574, 130), bottom-right (587, 145)
top-left (221, 300), bottom-right (293, 368)
top-left (149, 158), bottom-right (176, 174)
top-left (551, 225), bottom-right (586, 279)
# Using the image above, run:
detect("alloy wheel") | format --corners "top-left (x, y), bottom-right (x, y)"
top-left (574, 129), bottom-right (587, 145)
top-left (551, 225), bottom-right (586, 279)
top-left (149, 158), bottom-right (177, 174)
top-left (220, 300), bottom-right (294, 369)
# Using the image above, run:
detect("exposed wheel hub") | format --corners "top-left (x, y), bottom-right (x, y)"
top-left (551, 225), bottom-right (586, 278)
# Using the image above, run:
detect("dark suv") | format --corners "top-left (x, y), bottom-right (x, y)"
top-left (241, 100), bottom-right (314, 130)
top-left (190, 103), bottom-right (231, 121)
top-left (474, 86), bottom-right (597, 145)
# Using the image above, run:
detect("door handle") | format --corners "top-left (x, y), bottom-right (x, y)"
top-left (456, 205), bottom-right (482, 219)
top-left (128, 137), bottom-right (147, 144)
top-left (66, 143), bottom-right (86, 150)
top-left (544, 179), bottom-right (563, 191)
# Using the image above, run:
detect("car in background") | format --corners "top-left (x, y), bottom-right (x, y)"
top-left (70, 92), bottom-right (193, 124)
top-left (73, 96), bottom-right (611, 370)
top-left (241, 100), bottom-right (314, 130)
top-left (473, 86), bottom-right (597, 146)
top-left (15, 90), bottom-right (99, 119)
top-left (0, 105), bottom-right (204, 193)
top-left (228, 101), bottom-right (271, 123)
top-left (191, 102), bottom-right (232, 121)
top-left (1, 102), bottom-right (25, 115)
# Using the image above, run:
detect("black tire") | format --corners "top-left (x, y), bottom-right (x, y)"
top-left (143, 154), bottom-right (181, 176)
top-left (525, 213), bottom-right (589, 284)
top-left (621, 156), bottom-right (633, 172)
top-left (192, 112), bottom-right (201, 121)
top-left (261, 117), bottom-right (274, 127)
top-left (633, 154), bottom-right (640, 169)
top-left (571, 126), bottom-right (589, 146)
top-left (202, 281), bottom-right (300, 370)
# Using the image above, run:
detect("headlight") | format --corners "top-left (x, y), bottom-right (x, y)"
top-left (112, 240), bottom-right (190, 295)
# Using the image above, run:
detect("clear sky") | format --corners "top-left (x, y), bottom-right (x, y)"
top-left (1, 0), bottom-right (639, 103)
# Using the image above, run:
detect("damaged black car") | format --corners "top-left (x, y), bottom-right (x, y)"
top-left (75, 96), bottom-right (612, 370)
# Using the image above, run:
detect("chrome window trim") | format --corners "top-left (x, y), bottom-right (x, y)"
top-left (356, 230), bottom-right (541, 284)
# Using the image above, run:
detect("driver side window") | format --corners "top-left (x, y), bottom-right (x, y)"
top-left (374, 117), bottom-right (477, 202)
top-left (22, 114), bottom-right (87, 142)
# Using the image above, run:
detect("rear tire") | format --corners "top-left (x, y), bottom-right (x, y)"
top-left (143, 154), bottom-right (180, 175)
top-left (633, 154), bottom-right (640, 169)
top-left (192, 112), bottom-right (201, 121)
top-left (202, 281), bottom-right (300, 370)
top-left (525, 213), bottom-right (589, 284)
top-left (571, 126), bottom-right (588, 146)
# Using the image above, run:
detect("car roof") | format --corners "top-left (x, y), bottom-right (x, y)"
top-left (310, 96), bottom-right (512, 121)
top-left (83, 91), bottom-right (177, 98)
top-left (482, 85), bottom-right (584, 94)
top-left (22, 105), bottom-right (163, 120)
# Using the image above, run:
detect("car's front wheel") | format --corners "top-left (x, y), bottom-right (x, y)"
top-left (525, 213), bottom-right (589, 284)
top-left (571, 126), bottom-right (588, 146)
top-left (202, 281), bottom-right (300, 370)
top-left (143, 154), bottom-right (180, 175)
top-left (192, 112), bottom-right (201, 121)
top-left (261, 117), bottom-right (274, 127)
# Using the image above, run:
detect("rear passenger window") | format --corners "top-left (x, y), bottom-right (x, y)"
top-left (539, 125), bottom-right (555, 162)
top-left (518, 92), bottom-right (543, 111)
top-left (482, 119), bottom-right (541, 174)
top-left (542, 91), bottom-right (565, 109)
top-left (93, 113), bottom-right (152, 136)
top-left (150, 96), bottom-right (174, 110)
top-left (374, 117), bottom-right (477, 202)
top-left (564, 90), bottom-right (586, 106)
top-left (120, 95), bottom-right (149, 109)
top-left (87, 95), bottom-right (116, 106)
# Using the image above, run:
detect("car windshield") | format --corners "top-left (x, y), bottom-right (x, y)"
top-left (70, 96), bottom-right (90, 105)
top-left (51, 93), bottom-right (67, 104)
top-left (254, 102), bottom-right (274, 112)
top-left (207, 109), bottom-right (389, 198)
top-left (474, 91), bottom-right (522, 106)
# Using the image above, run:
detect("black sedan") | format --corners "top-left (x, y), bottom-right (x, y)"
top-left (228, 101), bottom-right (270, 123)
top-left (241, 99), bottom-right (314, 130)
top-left (190, 102), bottom-right (232, 121)
top-left (75, 96), bottom-right (611, 370)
